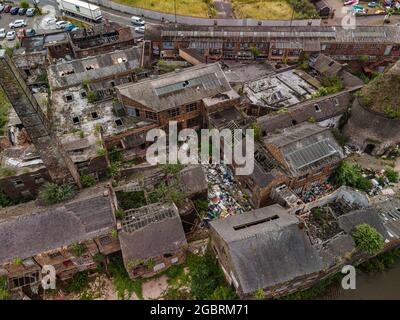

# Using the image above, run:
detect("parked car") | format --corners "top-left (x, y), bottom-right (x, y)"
top-left (354, 7), bottom-right (367, 14)
top-left (0, 28), bottom-right (6, 39)
top-left (26, 8), bottom-right (36, 16)
top-left (9, 19), bottom-right (26, 28)
top-left (45, 17), bottom-right (57, 25)
top-left (18, 7), bottom-right (27, 15)
top-left (368, 1), bottom-right (378, 7)
top-left (71, 27), bottom-right (80, 32)
top-left (25, 28), bottom-right (36, 37)
top-left (134, 26), bottom-right (145, 34)
top-left (64, 23), bottom-right (77, 31)
top-left (344, 0), bottom-right (358, 5)
top-left (4, 5), bottom-right (12, 13)
top-left (55, 20), bottom-right (68, 29)
top-left (131, 16), bottom-right (145, 26)
top-left (0, 3), bottom-right (5, 13)
top-left (10, 7), bottom-right (20, 15)
top-left (352, 4), bottom-right (364, 9)
top-left (6, 31), bottom-right (16, 41)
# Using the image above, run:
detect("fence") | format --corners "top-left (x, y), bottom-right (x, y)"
top-left (88, 0), bottom-right (321, 27)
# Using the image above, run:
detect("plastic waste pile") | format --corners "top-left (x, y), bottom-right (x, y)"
top-left (203, 164), bottom-right (252, 219)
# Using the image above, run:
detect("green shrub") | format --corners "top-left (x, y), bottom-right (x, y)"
top-left (330, 161), bottom-right (372, 192)
top-left (80, 174), bottom-right (96, 188)
top-left (114, 209), bottom-right (125, 220)
top-left (384, 168), bottom-right (399, 183)
top-left (253, 288), bottom-right (265, 300)
top-left (20, 0), bottom-right (29, 9)
top-left (96, 148), bottom-right (107, 156)
top-left (66, 272), bottom-right (89, 293)
top-left (249, 122), bottom-right (262, 141)
top-left (39, 183), bottom-right (76, 205)
top-left (87, 91), bottom-right (98, 103)
top-left (0, 276), bottom-right (10, 300)
top-left (352, 224), bottom-right (384, 255)
top-left (70, 242), bottom-right (86, 257)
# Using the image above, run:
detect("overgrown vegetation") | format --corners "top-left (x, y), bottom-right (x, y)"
top-left (116, 191), bottom-right (146, 210)
top-left (253, 288), bottom-right (266, 300)
top-left (358, 60), bottom-right (400, 117)
top-left (162, 250), bottom-right (237, 300)
top-left (384, 167), bottom-right (399, 183)
top-left (358, 248), bottom-right (400, 273)
top-left (283, 273), bottom-right (341, 300)
top-left (0, 276), bottom-right (10, 300)
top-left (39, 183), bottom-right (76, 205)
top-left (70, 242), bottom-right (86, 257)
top-left (0, 87), bottom-right (11, 136)
top-left (109, 255), bottom-right (143, 300)
top-left (0, 190), bottom-right (32, 208)
top-left (80, 174), bottom-right (96, 188)
top-left (249, 122), bottom-right (262, 141)
top-left (330, 161), bottom-right (372, 192)
top-left (352, 224), bottom-right (384, 255)
top-left (66, 272), bottom-right (89, 293)
top-left (157, 60), bottom-right (180, 74)
top-left (193, 199), bottom-right (209, 218)
top-left (312, 76), bottom-right (344, 97)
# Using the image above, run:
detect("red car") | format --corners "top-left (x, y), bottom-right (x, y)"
top-left (4, 5), bottom-right (12, 13)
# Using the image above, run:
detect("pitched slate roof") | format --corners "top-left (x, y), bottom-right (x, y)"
top-left (373, 198), bottom-right (400, 240)
top-left (116, 63), bottom-right (234, 112)
top-left (257, 91), bottom-right (352, 135)
top-left (118, 203), bottom-right (187, 263)
top-left (48, 47), bottom-right (142, 90)
top-left (0, 184), bottom-right (116, 264)
top-left (210, 205), bottom-right (324, 295)
top-left (310, 54), bottom-right (342, 77)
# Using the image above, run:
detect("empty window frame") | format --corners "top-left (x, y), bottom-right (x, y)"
top-left (168, 108), bottom-right (180, 118)
top-left (186, 103), bottom-right (197, 113)
top-left (145, 111), bottom-right (158, 120)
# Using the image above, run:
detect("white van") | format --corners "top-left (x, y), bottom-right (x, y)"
top-left (131, 16), bottom-right (145, 26)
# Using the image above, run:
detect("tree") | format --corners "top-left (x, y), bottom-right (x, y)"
top-left (330, 161), bottom-right (372, 192)
top-left (352, 224), bottom-right (384, 255)
top-left (20, 0), bottom-right (29, 9)
top-left (87, 91), bottom-right (98, 103)
top-left (39, 183), bottom-right (76, 205)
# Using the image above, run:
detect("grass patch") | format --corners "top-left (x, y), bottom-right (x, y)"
top-left (112, 0), bottom-right (211, 17)
top-left (0, 87), bottom-right (11, 136)
top-left (232, 0), bottom-right (318, 19)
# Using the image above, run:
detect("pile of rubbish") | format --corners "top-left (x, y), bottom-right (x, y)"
top-left (301, 182), bottom-right (333, 203)
top-left (203, 164), bottom-right (252, 220)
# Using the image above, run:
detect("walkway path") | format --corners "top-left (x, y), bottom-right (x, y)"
top-left (213, 0), bottom-right (233, 19)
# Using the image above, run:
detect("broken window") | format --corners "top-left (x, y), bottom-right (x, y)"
top-left (115, 119), bottom-right (123, 127)
top-left (145, 111), bottom-right (157, 121)
top-left (65, 94), bottom-right (73, 102)
top-left (110, 81), bottom-right (116, 87)
top-left (32, 174), bottom-right (45, 184)
top-left (10, 271), bottom-right (40, 289)
top-left (72, 116), bottom-right (80, 124)
top-left (186, 103), bottom-right (197, 113)
top-left (80, 91), bottom-right (87, 98)
top-left (314, 104), bottom-right (321, 112)
top-left (91, 111), bottom-right (99, 119)
top-left (168, 108), bottom-right (180, 118)
top-left (48, 251), bottom-right (63, 259)
top-left (328, 61), bottom-right (335, 67)
top-left (333, 98), bottom-right (339, 107)
top-left (12, 179), bottom-right (24, 188)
